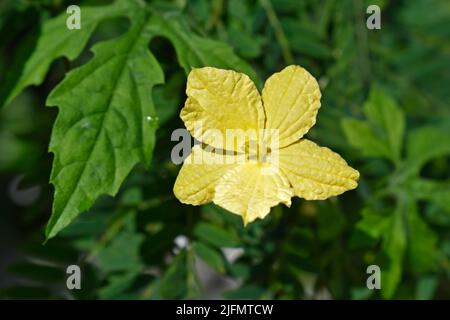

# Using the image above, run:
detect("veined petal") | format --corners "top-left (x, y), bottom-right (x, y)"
top-left (181, 67), bottom-right (265, 151)
top-left (213, 163), bottom-right (293, 224)
top-left (262, 65), bottom-right (321, 148)
top-left (173, 145), bottom-right (237, 205)
top-left (278, 139), bottom-right (359, 200)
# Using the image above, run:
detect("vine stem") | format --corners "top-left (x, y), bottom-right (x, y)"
top-left (259, 0), bottom-right (294, 65)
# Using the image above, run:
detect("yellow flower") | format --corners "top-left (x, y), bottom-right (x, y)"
top-left (173, 65), bottom-right (359, 225)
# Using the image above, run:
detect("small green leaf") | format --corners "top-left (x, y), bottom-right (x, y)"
top-left (97, 230), bottom-right (144, 273)
top-left (282, 18), bottom-right (331, 59)
top-left (121, 187), bottom-right (143, 206)
top-left (356, 208), bottom-right (392, 240)
top-left (98, 272), bottom-right (139, 299)
top-left (381, 206), bottom-right (406, 299)
top-left (228, 29), bottom-right (264, 59)
top-left (194, 242), bottom-right (226, 273)
top-left (341, 118), bottom-right (391, 159)
top-left (363, 86), bottom-right (405, 162)
top-left (57, 210), bottom-right (111, 237)
top-left (158, 251), bottom-right (188, 299)
top-left (229, 262), bottom-right (251, 279)
top-left (407, 205), bottom-right (438, 273)
top-left (406, 126), bottom-right (450, 173)
top-left (194, 222), bottom-right (239, 248)
top-left (358, 200), bottom-right (436, 298)
top-left (342, 86), bottom-right (406, 163)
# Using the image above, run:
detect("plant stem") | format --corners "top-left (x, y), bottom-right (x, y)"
top-left (259, 0), bottom-right (294, 65)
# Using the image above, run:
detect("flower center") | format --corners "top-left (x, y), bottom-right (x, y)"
top-left (244, 140), bottom-right (272, 163)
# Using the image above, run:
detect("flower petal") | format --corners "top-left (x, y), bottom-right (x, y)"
top-left (278, 139), bottom-right (359, 200)
top-left (174, 145), bottom-right (237, 205)
top-left (181, 67), bottom-right (265, 151)
top-left (213, 163), bottom-right (293, 224)
top-left (262, 65), bottom-right (321, 148)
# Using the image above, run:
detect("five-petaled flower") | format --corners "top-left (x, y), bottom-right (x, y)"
top-left (174, 65), bottom-right (359, 225)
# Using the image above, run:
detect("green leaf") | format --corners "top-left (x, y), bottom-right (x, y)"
top-left (194, 242), bottom-right (226, 273)
top-left (98, 271), bottom-right (139, 299)
top-left (45, 3), bottom-right (164, 239)
top-left (406, 205), bottom-right (438, 273)
top-left (363, 86), bottom-right (405, 162)
top-left (3, 1), bottom-right (125, 107)
top-left (342, 86), bottom-right (406, 163)
top-left (341, 118), bottom-right (391, 159)
top-left (148, 11), bottom-right (258, 84)
top-left (381, 204), bottom-right (406, 299)
top-left (416, 275), bottom-right (438, 300)
top-left (282, 18), bottom-right (331, 59)
top-left (121, 187), bottom-right (143, 206)
top-left (406, 178), bottom-right (450, 213)
top-left (228, 29), bottom-right (264, 59)
top-left (406, 126), bottom-right (450, 173)
top-left (158, 251), bottom-right (188, 299)
top-left (58, 210), bottom-right (111, 237)
top-left (194, 222), bottom-right (239, 248)
top-left (356, 208), bottom-right (392, 240)
top-left (97, 230), bottom-right (144, 273)
top-left (0, 8), bottom-right (40, 108)
top-left (229, 262), bottom-right (251, 279)
top-left (360, 199), bottom-right (438, 298)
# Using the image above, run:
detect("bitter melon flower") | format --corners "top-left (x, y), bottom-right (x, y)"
top-left (174, 65), bottom-right (359, 224)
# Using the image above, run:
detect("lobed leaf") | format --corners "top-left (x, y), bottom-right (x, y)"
top-left (3, 1), bottom-right (126, 107)
top-left (148, 12), bottom-right (258, 84)
top-left (45, 2), bottom-right (164, 239)
top-left (363, 86), bottom-right (405, 163)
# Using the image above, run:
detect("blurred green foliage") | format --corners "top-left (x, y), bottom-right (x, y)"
top-left (0, 0), bottom-right (449, 300)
